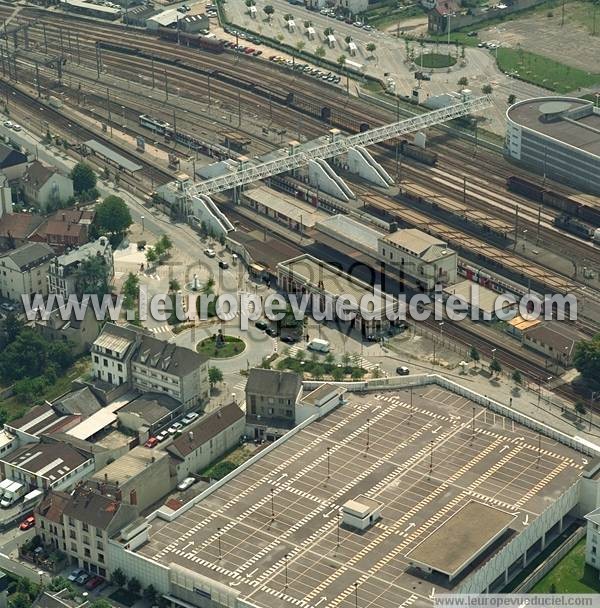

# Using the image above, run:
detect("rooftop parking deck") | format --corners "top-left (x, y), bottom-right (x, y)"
top-left (134, 386), bottom-right (584, 608)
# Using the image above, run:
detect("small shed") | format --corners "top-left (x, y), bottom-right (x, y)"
top-left (326, 33), bottom-right (336, 48)
top-left (342, 495), bottom-right (382, 531)
top-left (348, 40), bottom-right (357, 56)
top-left (306, 26), bottom-right (315, 40)
top-left (286, 19), bottom-right (295, 31)
top-left (249, 5), bottom-right (257, 17)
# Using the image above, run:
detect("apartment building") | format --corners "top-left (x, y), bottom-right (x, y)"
top-left (92, 323), bottom-right (209, 406)
top-left (245, 368), bottom-right (302, 440)
top-left (35, 485), bottom-right (138, 578)
top-left (0, 242), bottom-right (55, 301)
top-left (48, 236), bottom-right (113, 298)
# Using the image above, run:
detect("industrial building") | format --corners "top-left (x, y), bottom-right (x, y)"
top-left (103, 380), bottom-right (600, 607)
top-left (506, 97), bottom-right (600, 194)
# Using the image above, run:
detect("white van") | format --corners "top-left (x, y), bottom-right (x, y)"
top-left (307, 338), bottom-right (330, 353)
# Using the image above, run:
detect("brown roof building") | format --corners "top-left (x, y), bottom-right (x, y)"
top-left (31, 209), bottom-right (95, 252)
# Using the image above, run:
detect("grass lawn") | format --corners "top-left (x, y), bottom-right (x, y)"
top-left (496, 47), bottom-right (600, 93)
top-left (196, 335), bottom-right (246, 358)
top-left (415, 52), bottom-right (457, 68)
top-left (277, 355), bottom-right (367, 380)
top-left (0, 358), bottom-right (91, 421)
top-left (109, 589), bottom-right (139, 607)
top-left (201, 444), bottom-right (254, 480)
top-left (532, 539), bottom-right (600, 593)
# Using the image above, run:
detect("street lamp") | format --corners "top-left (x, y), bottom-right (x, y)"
top-left (140, 215), bottom-right (145, 232)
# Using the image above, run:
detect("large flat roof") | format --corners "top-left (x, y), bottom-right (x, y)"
top-left (508, 98), bottom-right (600, 158)
top-left (243, 186), bottom-right (327, 228)
top-left (133, 386), bottom-right (583, 606)
top-left (406, 501), bottom-right (515, 577)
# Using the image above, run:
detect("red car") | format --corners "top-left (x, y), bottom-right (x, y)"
top-left (19, 516), bottom-right (35, 531)
top-left (144, 437), bottom-right (158, 448)
top-left (244, 47), bottom-right (255, 54)
top-left (85, 576), bottom-right (103, 591)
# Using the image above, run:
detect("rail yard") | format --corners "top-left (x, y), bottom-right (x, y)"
top-left (2, 0), bottom-right (600, 606)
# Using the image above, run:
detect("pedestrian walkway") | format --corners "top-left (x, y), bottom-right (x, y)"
top-left (150, 325), bottom-right (173, 336)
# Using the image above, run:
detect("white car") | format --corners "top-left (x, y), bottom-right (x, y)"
top-left (182, 412), bottom-right (199, 425)
top-left (177, 477), bottom-right (195, 491)
top-left (156, 430), bottom-right (169, 442)
top-left (168, 422), bottom-right (183, 434)
top-left (204, 248), bottom-right (216, 258)
top-left (12, 124), bottom-right (21, 131)
top-left (3, 121), bottom-right (12, 128)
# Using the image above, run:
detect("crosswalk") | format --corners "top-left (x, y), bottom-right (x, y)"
top-left (283, 345), bottom-right (380, 371)
top-left (149, 325), bottom-right (173, 336)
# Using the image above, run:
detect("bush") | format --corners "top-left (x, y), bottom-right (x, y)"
top-left (206, 461), bottom-right (237, 480)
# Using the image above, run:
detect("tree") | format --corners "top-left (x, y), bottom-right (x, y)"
top-left (303, 20), bottom-right (311, 28)
top-left (332, 366), bottom-right (344, 381)
top-left (169, 279), bottom-right (181, 292)
top-left (337, 54), bottom-right (347, 69)
top-left (244, 0), bottom-right (255, 6)
top-left (508, 93), bottom-right (516, 105)
top-left (9, 593), bottom-right (32, 608)
top-left (263, 4), bottom-right (274, 20)
top-left (47, 577), bottom-right (72, 593)
top-left (145, 247), bottom-right (158, 265)
top-left (324, 27), bottom-right (334, 36)
top-left (75, 254), bottom-right (112, 298)
top-left (481, 83), bottom-right (493, 94)
top-left (573, 335), bottom-right (600, 389)
top-left (490, 358), bottom-right (502, 375)
top-left (89, 601), bottom-right (113, 608)
top-left (575, 401), bottom-right (587, 415)
top-left (94, 195), bottom-right (132, 244)
top-left (127, 577), bottom-right (142, 595)
top-left (351, 367), bottom-right (364, 380)
top-left (1, 312), bottom-right (23, 347)
top-left (208, 366), bottom-right (223, 388)
top-left (112, 568), bottom-right (127, 588)
top-left (468, 346), bottom-right (480, 368)
top-left (344, 35), bottom-right (352, 44)
top-left (296, 40), bottom-right (305, 53)
top-left (366, 42), bottom-right (376, 57)
top-left (512, 370), bottom-right (523, 386)
top-left (70, 162), bottom-right (96, 194)
top-left (315, 46), bottom-right (326, 58)
top-left (122, 272), bottom-right (140, 308)
top-left (0, 329), bottom-right (53, 383)
top-left (457, 76), bottom-right (469, 86)
top-left (143, 585), bottom-right (158, 605)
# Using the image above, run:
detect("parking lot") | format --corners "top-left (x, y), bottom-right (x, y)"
top-left (135, 386), bottom-right (584, 608)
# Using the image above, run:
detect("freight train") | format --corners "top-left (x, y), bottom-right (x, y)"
top-left (157, 27), bottom-right (225, 52)
top-left (507, 175), bottom-right (600, 243)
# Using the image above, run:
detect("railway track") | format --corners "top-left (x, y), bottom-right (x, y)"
top-left (6, 10), bottom-right (600, 310)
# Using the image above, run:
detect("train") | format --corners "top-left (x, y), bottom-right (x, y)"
top-left (399, 140), bottom-right (438, 166)
top-left (157, 27), bottom-right (225, 53)
top-left (507, 175), bottom-right (600, 243)
top-left (138, 114), bottom-right (234, 160)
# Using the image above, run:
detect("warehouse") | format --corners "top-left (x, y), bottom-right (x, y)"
top-left (105, 382), bottom-right (600, 607)
top-left (506, 97), bottom-right (600, 194)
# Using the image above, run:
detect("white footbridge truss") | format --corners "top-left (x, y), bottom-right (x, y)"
top-left (186, 95), bottom-right (492, 198)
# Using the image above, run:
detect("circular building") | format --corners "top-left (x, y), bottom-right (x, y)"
top-left (506, 96), bottom-right (600, 194)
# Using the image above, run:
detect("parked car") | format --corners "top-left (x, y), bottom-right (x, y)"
top-left (85, 576), bottom-right (104, 591)
top-left (244, 47), bottom-right (255, 54)
top-left (396, 366), bottom-right (410, 376)
top-left (19, 516), bottom-right (35, 531)
top-left (467, 30), bottom-right (478, 36)
top-left (3, 120), bottom-right (12, 128)
top-left (76, 573), bottom-right (91, 585)
top-left (68, 568), bottom-right (86, 582)
top-left (182, 412), bottom-right (199, 425)
top-left (204, 248), bottom-right (216, 258)
top-left (255, 320), bottom-right (268, 331)
top-left (265, 327), bottom-right (278, 337)
top-left (218, 259), bottom-right (229, 269)
top-left (253, 50), bottom-right (262, 56)
top-left (168, 422), bottom-right (183, 434)
top-left (144, 437), bottom-right (158, 448)
top-left (281, 335), bottom-right (298, 344)
top-left (177, 477), bottom-right (195, 491)
top-left (1, 302), bottom-right (15, 312)
top-left (156, 430), bottom-right (169, 442)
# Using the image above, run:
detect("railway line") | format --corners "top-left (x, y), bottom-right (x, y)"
top-left (4, 10), bottom-right (600, 309)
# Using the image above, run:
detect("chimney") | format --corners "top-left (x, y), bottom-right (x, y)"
top-left (104, 473), bottom-right (108, 482)
top-left (62, 213), bottom-right (66, 221)
top-left (188, 431), bottom-right (194, 443)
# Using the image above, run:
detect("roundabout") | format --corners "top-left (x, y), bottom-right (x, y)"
top-left (196, 334), bottom-right (246, 359)
top-left (414, 53), bottom-right (457, 69)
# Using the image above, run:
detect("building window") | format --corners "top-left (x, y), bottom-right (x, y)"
top-left (84, 548), bottom-right (90, 558)
top-left (70, 542), bottom-right (77, 552)
top-left (98, 553), bottom-right (104, 563)
top-left (97, 541), bottom-right (104, 551)
top-left (94, 355), bottom-right (99, 363)
top-left (82, 523), bottom-right (89, 532)
top-left (69, 531), bottom-right (76, 540)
